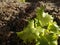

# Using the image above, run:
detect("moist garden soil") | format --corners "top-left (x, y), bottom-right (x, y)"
top-left (0, 0), bottom-right (60, 45)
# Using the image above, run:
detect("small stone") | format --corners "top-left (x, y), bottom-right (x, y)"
top-left (58, 12), bottom-right (60, 15)
top-left (54, 8), bottom-right (58, 13)
top-left (52, 12), bottom-right (57, 15)
top-left (58, 8), bottom-right (60, 12)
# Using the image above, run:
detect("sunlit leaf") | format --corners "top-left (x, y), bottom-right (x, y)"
top-left (18, 0), bottom-right (25, 2)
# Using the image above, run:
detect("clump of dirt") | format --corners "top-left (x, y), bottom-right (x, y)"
top-left (0, 1), bottom-right (31, 31)
top-left (0, 1), bottom-right (32, 45)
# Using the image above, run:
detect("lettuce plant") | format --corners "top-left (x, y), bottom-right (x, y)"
top-left (16, 7), bottom-right (60, 45)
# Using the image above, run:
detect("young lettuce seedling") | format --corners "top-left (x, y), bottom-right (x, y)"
top-left (16, 7), bottom-right (60, 45)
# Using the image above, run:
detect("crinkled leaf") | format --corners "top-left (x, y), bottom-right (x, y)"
top-left (49, 40), bottom-right (57, 45)
top-left (17, 20), bottom-right (40, 42)
top-left (36, 6), bottom-right (45, 18)
top-left (48, 22), bottom-right (60, 33)
top-left (46, 33), bottom-right (58, 41)
top-left (39, 36), bottom-right (49, 45)
top-left (36, 8), bottom-right (53, 27)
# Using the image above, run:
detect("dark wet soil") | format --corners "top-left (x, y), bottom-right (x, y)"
top-left (0, 0), bottom-right (60, 45)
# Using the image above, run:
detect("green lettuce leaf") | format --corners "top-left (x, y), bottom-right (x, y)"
top-left (36, 7), bottom-right (53, 27)
top-left (16, 20), bottom-right (41, 42)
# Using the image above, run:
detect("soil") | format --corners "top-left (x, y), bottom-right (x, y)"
top-left (0, 0), bottom-right (60, 45)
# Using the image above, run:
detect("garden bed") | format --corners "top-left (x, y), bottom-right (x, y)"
top-left (0, 0), bottom-right (60, 45)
